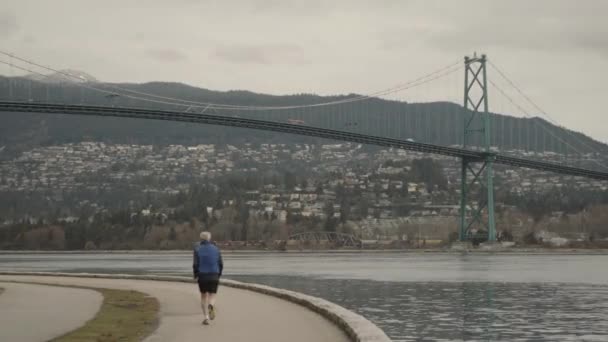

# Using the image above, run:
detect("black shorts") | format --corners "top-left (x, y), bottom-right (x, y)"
top-left (198, 278), bottom-right (219, 293)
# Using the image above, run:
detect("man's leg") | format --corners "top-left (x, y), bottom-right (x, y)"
top-left (208, 293), bottom-right (216, 320)
top-left (200, 292), bottom-right (210, 323)
top-left (208, 280), bottom-right (218, 320)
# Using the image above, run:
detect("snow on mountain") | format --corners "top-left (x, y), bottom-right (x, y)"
top-left (25, 69), bottom-right (98, 83)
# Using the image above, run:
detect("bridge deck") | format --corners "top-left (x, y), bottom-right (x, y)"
top-left (1, 101), bottom-right (607, 180)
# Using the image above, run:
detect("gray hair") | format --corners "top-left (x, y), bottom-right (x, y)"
top-left (200, 231), bottom-right (211, 241)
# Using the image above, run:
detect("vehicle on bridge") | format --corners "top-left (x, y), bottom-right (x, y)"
top-left (287, 118), bottom-right (306, 125)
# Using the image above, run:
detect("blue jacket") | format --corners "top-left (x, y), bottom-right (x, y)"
top-left (193, 241), bottom-right (223, 277)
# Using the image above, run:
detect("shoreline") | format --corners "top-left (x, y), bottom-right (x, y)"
top-left (2, 248), bottom-right (608, 255)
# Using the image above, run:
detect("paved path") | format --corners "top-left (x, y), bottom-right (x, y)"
top-left (0, 282), bottom-right (102, 342)
top-left (0, 275), bottom-right (350, 342)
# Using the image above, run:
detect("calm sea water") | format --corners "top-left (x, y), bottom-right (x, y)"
top-left (1, 252), bottom-right (607, 341)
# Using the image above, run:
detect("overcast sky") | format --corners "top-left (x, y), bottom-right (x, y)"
top-left (1, 0), bottom-right (607, 141)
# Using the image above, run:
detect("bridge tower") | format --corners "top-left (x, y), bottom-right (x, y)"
top-left (459, 54), bottom-right (496, 242)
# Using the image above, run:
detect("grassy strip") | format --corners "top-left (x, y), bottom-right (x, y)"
top-left (51, 287), bottom-right (159, 342)
top-left (4, 281), bottom-right (159, 342)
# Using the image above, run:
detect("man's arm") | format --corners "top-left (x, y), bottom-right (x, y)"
top-left (192, 247), bottom-right (199, 279)
top-left (218, 250), bottom-right (223, 277)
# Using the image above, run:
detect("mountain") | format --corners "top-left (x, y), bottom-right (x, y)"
top-left (0, 76), bottom-right (606, 158)
top-left (24, 69), bottom-right (98, 84)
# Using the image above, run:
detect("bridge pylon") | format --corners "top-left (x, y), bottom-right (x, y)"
top-left (459, 54), bottom-right (496, 242)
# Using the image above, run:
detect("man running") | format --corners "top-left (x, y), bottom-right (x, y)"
top-left (193, 231), bottom-right (223, 325)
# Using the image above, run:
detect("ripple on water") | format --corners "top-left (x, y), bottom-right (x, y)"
top-left (229, 276), bottom-right (608, 342)
top-left (3, 253), bottom-right (608, 341)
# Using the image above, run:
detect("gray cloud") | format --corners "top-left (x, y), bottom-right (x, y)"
top-left (424, 24), bottom-right (608, 57)
top-left (571, 31), bottom-right (608, 58)
top-left (23, 35), bottom-right (35, 42)
top-left (0, 12), bottom-right (18, 38)
top-left (145, 48), bottom-right (188, 62)
top-left (213, 43), bottom-right (305, 65)
top-left (250, 0), bottom-right (337, 14)
top-left (403, 1), bottom-right (608, 58)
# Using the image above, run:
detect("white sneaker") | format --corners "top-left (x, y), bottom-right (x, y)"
top-left (209, 305), bottom-right (216, 320)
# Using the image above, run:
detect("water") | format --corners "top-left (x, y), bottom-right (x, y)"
top-left (1, 252), bottom-right (607, 341)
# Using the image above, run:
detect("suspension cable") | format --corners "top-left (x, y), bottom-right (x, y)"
top-left (489, 60), bottom-right (607, 157)
top-left (489, 79), bottom-right (608, 170)
top-left (0, 50), bottom-right (461, 111)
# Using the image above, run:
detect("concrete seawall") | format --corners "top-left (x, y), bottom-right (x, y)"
top-left (0, 271), bottom-right (390, 342)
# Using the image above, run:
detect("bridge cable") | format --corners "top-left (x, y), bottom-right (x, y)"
top-left (2, 49), bottom-right (459, 110)
top-left (0, 59), bottom-right (191, 108)
top-left (490, 79), bottom-right (587, 158)
top-left (113, 63), bottom-right (463, 110)
top-left (0, 50), bottom-right (461, 111)
top-left (489, 79), bottom-right (608, 170)
top-left (489, 60), bottom-right (607, 158)
top-left (0, 55), bottom-right (453, 117)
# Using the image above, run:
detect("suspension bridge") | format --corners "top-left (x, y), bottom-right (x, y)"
top-left (1, 51), bottom-right (607, 243)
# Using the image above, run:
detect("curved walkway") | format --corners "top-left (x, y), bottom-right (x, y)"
top-left (0, 275), bottom-right (350, 342)
top-left (0, 282), bottom-right (102, 342)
